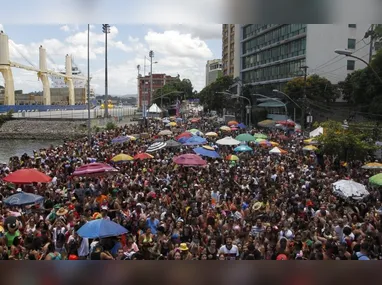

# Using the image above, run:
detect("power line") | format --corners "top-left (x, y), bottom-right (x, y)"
top-left (9, 40), bottom-right (36, 68)
top-left (315, 53), bottom-right (370, 76)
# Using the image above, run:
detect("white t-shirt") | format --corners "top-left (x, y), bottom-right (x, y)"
top-left (219, 245), bottom-right (239, 260)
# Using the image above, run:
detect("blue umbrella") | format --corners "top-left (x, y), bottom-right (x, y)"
top-left (183, 136), bottom-right (207, 146)
top-left (234, 145), bottom-right (253, 152)
top-left (77, 219), bottom-right (128, 239)
top-left (177, 137), bottom-right (189, 144)
top-left (4, 192), bottom-right (44, 206)
top-left (112, 136), bottom-right (130, 144)
top-left (238, 123), bottom-right (246, 129)
top-left (193, 147), bottom-right (221, 158)
top-left (176, 117), bottom-right (183, 122)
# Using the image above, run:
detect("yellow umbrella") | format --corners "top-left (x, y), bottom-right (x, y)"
top-left (111, 154), bottom-right (134, 163)
top-left (203, 145), bottom-right (215, 150)
top-left (303, 138), bottom-right (319, 144)
top-left (220, 126), bottom-right (231, 131)
top-left (168, 122), bottom-right (177, 127)
top-left (269, 141), bottom-right (279, 146)
top-left (362, 162), bottom-right (382, 170)
top-left (126, 135), bottom-right (136, 141)
top-left (303, 145), bottom-right (318, 151)
top-left (205, 132), bottom-right (218, 137)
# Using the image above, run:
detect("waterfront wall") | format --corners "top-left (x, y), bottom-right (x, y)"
top-left (0, 119), bottom-right (88, 140)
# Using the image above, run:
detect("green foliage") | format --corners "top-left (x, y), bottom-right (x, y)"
top-left (314, 120), bottom-right (378, 161)
top-left (195, 76), bottom-right (235, 112)
top-left (284, 74), bottom-right (340, 103)
top-left (152, 78), bottom-right (194, 105)
top-left (105, 121), bottom-right (117, 130)
top-left (0, 111), bottom-right (13, 127)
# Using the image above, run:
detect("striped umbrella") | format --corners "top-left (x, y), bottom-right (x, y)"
top-left (226, 155), bottom-right (239, 161)
top-left (146, 142), bottom-right (167, 152)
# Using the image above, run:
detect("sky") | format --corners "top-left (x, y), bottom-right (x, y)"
top-left (0, 23), bottom-right (222, 95)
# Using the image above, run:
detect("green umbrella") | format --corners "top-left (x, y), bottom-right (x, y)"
top-left (253, 133), bottom-right (268, 139)
top-left (369, 173), bottom-right (382, 186)
top-left (235, 133), bottom-right (256, 142)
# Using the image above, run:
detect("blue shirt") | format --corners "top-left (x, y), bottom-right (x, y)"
top-left (146, 218), bottom-right (159, 235)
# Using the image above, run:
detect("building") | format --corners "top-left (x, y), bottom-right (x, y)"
top-left (138, 73), bottom-right (179, 108)
top-left (240, 24), bottom-right (373, 92)
top-left (222, 24), bottom-right (240, 78)
top-left (205, 59), bottom-right (222, 86)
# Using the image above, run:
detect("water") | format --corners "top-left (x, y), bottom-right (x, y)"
top-left (0, 139), bottom-right (62, 163)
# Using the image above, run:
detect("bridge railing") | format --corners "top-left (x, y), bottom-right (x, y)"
top-left (0, 104), bottom-right (91, 113)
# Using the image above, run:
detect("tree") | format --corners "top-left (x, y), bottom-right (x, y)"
top-left (284, 74), bottom-right (340, 103)
top-left (195, 76), bottom-right (235, 112)
top-left (152, 78), bottom-right (195, 105)
top-left (315, 120), bottom-right (378, 161)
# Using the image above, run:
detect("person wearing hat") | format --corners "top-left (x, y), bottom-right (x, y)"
top-left (179, 243), bottom-right (193, 260)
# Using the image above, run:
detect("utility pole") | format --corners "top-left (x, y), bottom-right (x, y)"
top-left (300, 65), bottom-right (309, 131)
top-left (149, 50), bottom-right (154, 107)
top-left (367, 24), bottom-right (375, 64)
top-left (87, 24), bottom-right (91, 143)
top-left (137, 65), bottom-right (140, 108)
top-left (102, 24), bottom-right (110, 119)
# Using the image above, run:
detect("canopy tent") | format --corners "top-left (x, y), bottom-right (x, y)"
top-left (148, 103), bottom-right (162, 113)
top-left (310, 126), bottom-right (324, 138)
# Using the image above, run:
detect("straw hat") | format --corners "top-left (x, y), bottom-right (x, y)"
top-left (179, 243), bottom-right (189, 251)
top-left (252, 202), bottom-right (263, 212)
top-left (56, 207), bottom-right (68, 216)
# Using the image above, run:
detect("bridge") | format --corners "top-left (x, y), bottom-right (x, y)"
top-left (0, 30), bottom-right (88, 106)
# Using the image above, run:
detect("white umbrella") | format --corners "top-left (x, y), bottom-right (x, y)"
top-left (332, 180), bottom-right (369, 200)
top-left (158, 130), bottom-right (173, 136)
top-left (269, 147), bottom-right (283, 154)
top-left (146, 142), bottom-right (167, 152)
top-left (216, 136), bottom-right (240, 146)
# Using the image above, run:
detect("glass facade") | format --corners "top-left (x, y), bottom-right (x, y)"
top-left (241, 24), bottom-right (307, 85)
top-left (348, 39), bottom-right (356, 49)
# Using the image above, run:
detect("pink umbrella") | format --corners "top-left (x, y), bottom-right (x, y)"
top-left (72, 163), bottom-right (118, 177)
top-left (173, 154), bottom-right (207, 167)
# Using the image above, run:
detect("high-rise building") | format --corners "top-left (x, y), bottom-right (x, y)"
top-left (138, 73), bottom-right (179, 108)
top-left (222, 24), bottom-right (240, 78)
top-left (240, 24), bottom-right (373, 92)
top-left (205, 59), bottom-right (223, 86)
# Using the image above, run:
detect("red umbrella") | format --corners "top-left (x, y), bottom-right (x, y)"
top-left (134, 153), bottom-right (154, 160)
top-left (173, 154), bottom-right (207, 166)
top-left (277, 120), bottom-right (295, 127)
top-left (176, 132), bottom-right (192, 141)
top-left (72, 163), bottom-right (118, 177)
top-left (3, 168), bottom-right (52, 184)
top-left (190, 118), bottom-right (201, 123)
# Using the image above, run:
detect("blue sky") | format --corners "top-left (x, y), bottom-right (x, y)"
top-left (0, 23), bottom-right (222, 95)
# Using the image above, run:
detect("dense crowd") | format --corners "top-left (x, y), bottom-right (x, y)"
top-left (0, 115), bottom-right (381, 260)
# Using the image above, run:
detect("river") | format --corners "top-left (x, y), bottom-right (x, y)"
top-left (0, 139), bottom-right (62, 163)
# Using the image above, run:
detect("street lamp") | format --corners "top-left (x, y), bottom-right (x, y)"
top-left (102, 24), bottom-right (111, 119)
top-left (143, 56), bottom-right (158, 76)
top-left (252, 93), bottom-right (288, 121)
top-left (149, 50), bottom-right (154, 108)
top-left (273, 89), bottom-right (301, 122)
top-left (217, 91), bottom-right (252, 128)
top-left (334, 49), bottom-right (382, 83)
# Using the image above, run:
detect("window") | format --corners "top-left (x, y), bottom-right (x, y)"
top-left (347, 60), bottom-right (355, 71)
top-left (348, 24), bottom-right (357, 28)
top-left (348, 39), bottom-right (356, 49)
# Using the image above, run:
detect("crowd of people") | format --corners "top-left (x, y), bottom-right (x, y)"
top-left (0, 115), bottom-right (381, 260)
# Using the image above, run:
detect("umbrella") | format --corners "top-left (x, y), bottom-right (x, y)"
top-left (269, 147), bottom-right (287, 154)
top-left (255, 138), bottom-right (267, 143)
top-left (176, 132), bottom-right (192, 141)
top-left (73, 163), bottom-right (118, 177)
top-left (147, 142), bottom-right (167, 152)
top-left (111, 154), bottom-right (134, 163)
top-left (176, 117), bottom-right (183, 122)
top-left (234, 145), bottom-right (253, 152)
top-left (193, 147), bottom-right (221, 158)
top-left (3, 168), bottom-right (52, 184)
top-left (183, 136), bottom-right (207, 146)
top-left (173, 154), bottom-right (207, 166)
top-left (235, 133), bottom-right (256, 142)
top-left (190, 118), bottom-right (201, 123)
top-left (231, 127), bottom-right (239, 131)
top-left (304, 138), bottom-right (319, 145)
top-left (258, 120), bottom-right (276, 128)
top-left (162, 119), bottom-right (170, 124)
top-left (362, 162), bottom-right (382, 170)
top-left (269, 141), bottom-right (279, 146)
top-left (277, 119), bottom-right (296, 127)
top-left (202, 145), bottom-right (215, 150)
top-left (237, 123), bottom-right (246, 129)
top-left (3, 192), bottom-right (44, 206)
top-left (226, 155), bottom-right (239, 161)
top-left (369, 173), bottom-right (382, 186)
top-left (168, 122), bottom-right (177, 127)
top-left (177, 137), bottom-right (189, 144)
top-left (220, 126), bottom-right (231, 131)
top-left (303, 145), bottom-right (318, 151)
top-left (278, 135), bottom-right (289, 140)
top-left (188, 129), bottom-right (203, 136)
top-left (77, 219), bottom-right (128, 239)
top-left (134, 153), bottom-right (154, 160)
top-left (126, 135), bottom-right (137, 141)
top-left (257, 140), bottom-right (272, 147)
top-left (253, 133), bottom-right (268, 139)
top-left (216, 136), bottom-right (240, 146)
top-left (111, 136), bottom-right (130, 144)
top-left (158, 130), bottom-right (173, 136)
top-left (332, 180), bottom-right (369, 200)
top-left (228, 120), bottom-right (239, 126)
top-left (165, 139), bottom-right (182, 148)
top-left (205, 132), bottom-right (218, 137)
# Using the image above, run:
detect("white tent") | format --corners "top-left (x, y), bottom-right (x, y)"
top-left (216, 136), bottom-right (240, 146)
top-left (309, 127), bottom-right (324, 138)
top-left (148, 103), bottom-right (162, 113)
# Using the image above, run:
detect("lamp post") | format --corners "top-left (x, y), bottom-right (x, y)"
top-left (334, 49), bottom-right (382, 83)
top-left (217, 91), bottom-right (252, 128)
top-left (149, 50), bottom-right (154, 107)
top-left (251, 93), bottom-right (288, 120)
top-left (273, 89), bottom-right (302, 122)
top-left (87, 24), bottom-right (91, 143)
top-left (102, 24), bottom-right (111, 119)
